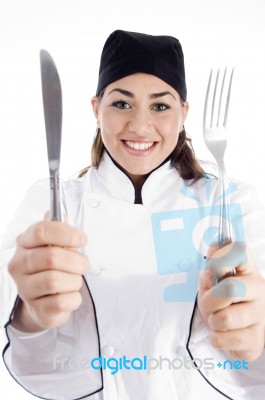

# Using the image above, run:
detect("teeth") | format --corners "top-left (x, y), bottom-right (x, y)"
top-left (125, 141), bottom-right (155, 150)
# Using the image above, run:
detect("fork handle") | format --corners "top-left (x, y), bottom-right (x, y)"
top-left (218, 160), bottom-right (232, 244)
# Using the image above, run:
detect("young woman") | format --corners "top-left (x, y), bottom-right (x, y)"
top-left (1, 30), bottom-right (265, 400)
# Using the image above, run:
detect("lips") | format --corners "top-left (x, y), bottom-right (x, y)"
top-left (124, 140), bottom-right (155, 151)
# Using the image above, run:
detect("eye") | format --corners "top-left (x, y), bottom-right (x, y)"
top-left (152, 103), bottom-right (170, 112)
top-left (112, 101), bottom-right (131, 110)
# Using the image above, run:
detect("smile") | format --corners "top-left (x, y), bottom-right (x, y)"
top-left (124, 141), bottom-right (155, 151)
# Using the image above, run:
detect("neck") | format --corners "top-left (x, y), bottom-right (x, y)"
top-left (105, 149), bottom-right (172, 204)
top-left (127, 173), bottom-right (148, 187)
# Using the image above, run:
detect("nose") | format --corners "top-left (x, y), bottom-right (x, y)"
top-left (128, 108), bottom-right (151, 136)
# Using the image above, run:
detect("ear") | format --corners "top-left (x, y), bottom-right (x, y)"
top-left (182, 101), bottom-right (189, 124)
top-left (91, 96), bottom-right (100, 119)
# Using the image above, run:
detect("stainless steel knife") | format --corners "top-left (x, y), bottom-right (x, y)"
top-left (40, 49), bottom-right (62, 221)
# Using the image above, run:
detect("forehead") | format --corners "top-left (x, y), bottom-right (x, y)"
top-left (105, 73), bottom-right (179, 97)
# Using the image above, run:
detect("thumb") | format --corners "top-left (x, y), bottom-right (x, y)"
top-left (198, 268), bottom-right (213, 296)
top-left (206, 241), bottom-right (253, 281)
top-left (198, 268), bottom-right (214, 324)
top-left (198, 242), bottom-right (219, 295)
top-left (43, 211), bottom-right (68, 223)
top-left (44, 211), bottom-right (50, 221)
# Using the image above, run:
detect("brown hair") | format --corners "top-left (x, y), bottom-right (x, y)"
top-left (78, 127), bottom-right (204, 180)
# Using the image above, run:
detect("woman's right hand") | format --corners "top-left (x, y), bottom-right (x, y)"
top-left (8, 218), bottom-right (89, 332)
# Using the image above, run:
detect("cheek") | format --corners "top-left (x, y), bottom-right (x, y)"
top-left (99, 117), bottom-right (114, 142)
top-left (160, 111), bottom-right (183, 129)
top-left (100, 111), bottom-right (123, 137)
top-left (158, 118), bottom-right (181, 143)
top-left (168, 132), bottom-right (180, 151)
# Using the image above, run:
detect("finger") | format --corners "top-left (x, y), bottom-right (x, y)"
top-left (29, 291), bottom-right (83, 329)
top-left (22, 246), bottom-right (89, 275)
top-left (208, 301), bottom-right (263, 331)
top-left (198, 274), bottom-right (261, 315)
top-left (206, 241), bottom-right (251, 281)
top-left (17, 220), bottom-right (87, 249)
top-left (19, 270), bottom-right (84, 300)
top-left (209, 324), bottom-right (264, 356)
top-left (229, 348), bottom-right (264, 362)
top-left (198, 242), bottom-right (246, 300)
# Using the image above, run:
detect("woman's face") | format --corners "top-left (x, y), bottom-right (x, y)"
top-left (91, 73), bottom-right (189, 183)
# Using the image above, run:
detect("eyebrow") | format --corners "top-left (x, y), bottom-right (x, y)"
top-left (107, 88), bottom-right (176, 100)
top-left (150, 91), bottom-right (176, 100)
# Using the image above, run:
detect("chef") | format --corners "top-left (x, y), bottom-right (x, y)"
top-left (1, 30), bottom-right (265, 400)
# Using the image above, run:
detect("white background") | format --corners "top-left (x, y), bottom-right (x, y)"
top-left (0, 0), bottom-right (265, 397)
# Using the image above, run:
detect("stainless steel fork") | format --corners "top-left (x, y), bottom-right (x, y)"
top-left (203, 67), bottom-right (234, 247)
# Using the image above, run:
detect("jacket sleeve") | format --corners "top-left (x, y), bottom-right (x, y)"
top-left (188, 180), bottom-right (265, 400)
top-left (0, 180), bottom-right (103, 400)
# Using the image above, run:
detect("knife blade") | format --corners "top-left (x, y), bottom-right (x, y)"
top-left (40, 49), bottom-right (62, 221)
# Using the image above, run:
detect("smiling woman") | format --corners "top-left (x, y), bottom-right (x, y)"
top-left (1, 28), bottom-right (265, 400)
top-left (92, 73), bottom-right (189, 178)
top-left (86, 78), bottom-right (204, 188)
top-left (89, 30), bottom-right (205, 186)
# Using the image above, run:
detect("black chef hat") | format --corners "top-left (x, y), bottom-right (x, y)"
top-left (96, 29), bottom-right (187, 101)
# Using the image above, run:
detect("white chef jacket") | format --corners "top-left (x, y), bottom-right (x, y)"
top-left (1, 152), bottom-right (265, 400)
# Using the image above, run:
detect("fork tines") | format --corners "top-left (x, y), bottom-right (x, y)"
top-left (204, 67), bottom-right (234, 130)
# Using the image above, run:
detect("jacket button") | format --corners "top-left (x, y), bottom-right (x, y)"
top-left (101, 345), bottom-right (115, 357)
top-left (90, 265), bottom-right (103, 276)
top-left (176, 346), bottom-right (186, 357)
top-left (88, 198), bottom-right (100, 208)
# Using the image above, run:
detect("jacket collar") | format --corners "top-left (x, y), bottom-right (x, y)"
top-left (90, 151), bottom-right (180, 205)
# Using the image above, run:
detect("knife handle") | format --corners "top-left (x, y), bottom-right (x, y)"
top-left (50, 169), bottom-right (62, 222)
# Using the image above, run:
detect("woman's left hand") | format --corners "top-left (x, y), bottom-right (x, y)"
top-left (198, 242), bottom-right (265, 361)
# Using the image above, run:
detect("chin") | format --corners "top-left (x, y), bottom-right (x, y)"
top-left (124, 164), bottom-right (155, 176)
